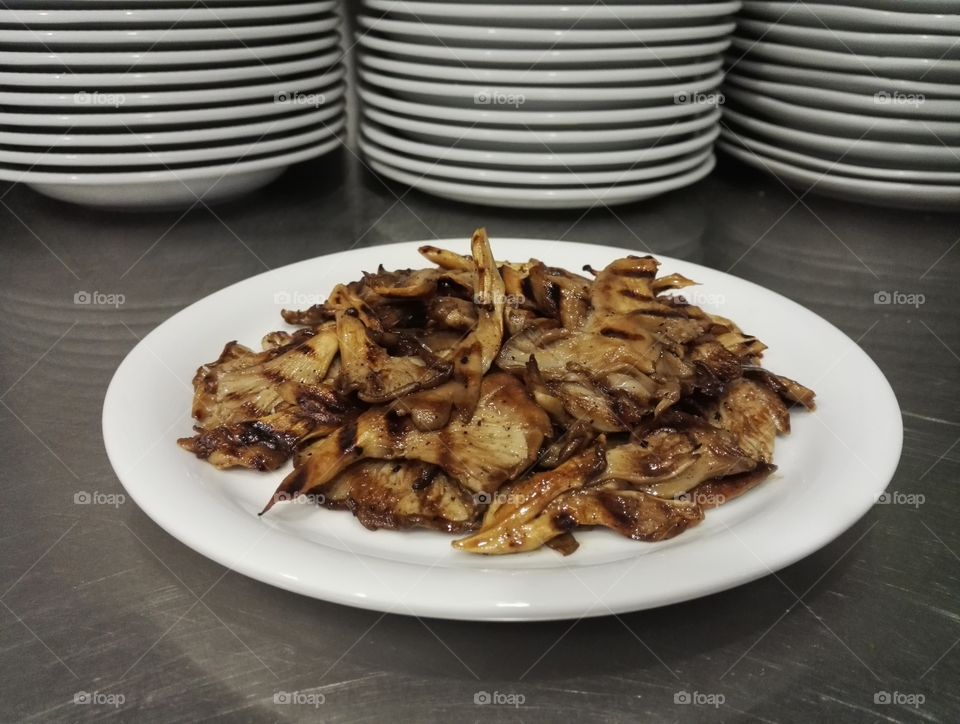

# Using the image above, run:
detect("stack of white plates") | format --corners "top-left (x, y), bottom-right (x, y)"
top-left (0, 1), bottom-right (346, 209)
top-left (355, 1), bottom-right (742, 209)
top-left (720, 0), bottom-right (960, 211)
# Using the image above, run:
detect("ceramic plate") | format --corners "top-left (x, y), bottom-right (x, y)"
top-left (361, 104), bottom-right (720, 151)
top-left (361, 121), bottom-right (720, 167)
top-left (356, 31), bottom-right (731, 66)
top-left (359, 15), bottom-right (736, 45)
top-left (360, 136), bottom-right (714, 184)
top-left (740, 0), bottom-right (960, 33)
top-left (358, 86), bottom-right (712, 125)
top-left (719, 139), bottom-right (960, 211)
top-left (103, 238), bottom-right (902, 620)
top-left (0, 2), bottom-right (335, 24)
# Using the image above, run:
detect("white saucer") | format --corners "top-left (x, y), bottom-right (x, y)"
top-left (360, 52), bottom-right (722, 85)
top-left (726, 74), bottom-right (960, 120)
top-left (719, 139), bottom-right (960, 211)
top-left (740, 0), bottom-right (960, 33)
top-left (720, 128), bottom-right (960, 184)
top-left (0, 36), bottom-right (340, 68)
top-left (726, 57), bottom-right (960, 99)
top-left (355, 32), bottom-right (731, 66)
top-left (0, 16), bottom-right (340, 46)
top-left (0, 81), bottom-right (346, 128)
top-left (362, 104), bottom-right (720, 151)
top-left (0, 102), bottom-right (345, 149)
top-left (724, 84), bottom-right (960, 142)
top-left (359, 68), bottom-right (724, 109)
top-left (1, 50), bottom-right (342, 88)
top-left (367, 155), bottom-right (716, 208)
top-left (736, 17), bottom-right (960, 59)
top-left (0, 67), bottom-right (345, 108)
top-left (362, 121), bottom-right (720, 167)
top-left (11, 136), bottom-right (343, 209)
top-left (359, 15), bottom-right (736, 45)
top-left (360, 136), bottom-right (714, 186)
top-left (364, 0), bottom-right (741, 25)
top-left (0, 2), bottom-right (335, 24)
top-left (730, 36), bottom-right (960, 83)
top-left (0, 118), bottom-right (345, 168)
top-left (358, 86), bottom-right (711, 126)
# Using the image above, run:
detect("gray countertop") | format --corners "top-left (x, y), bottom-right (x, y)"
top-left (1, 150), bottom-right (959, 723)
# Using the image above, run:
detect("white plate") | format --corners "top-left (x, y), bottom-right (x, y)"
top-left (0, 35), bottom-right (340, 67)
top-left (725, 73), bottom-right (960, 120)
top-left (724, 84), bottom-right (960, 143)
top-left (365, 0), bottom-right (741, 25)
top-left (361, 104), bottom-right (720, 151)
top-left (736, 17), bottom-right (960, 59)
top-left (369, 154), bottom-right (716, 207)
top-left (730, 36), bottom-right (960, 83)
top-left (0, 50), bottom-right (342, 88)
top-left (721, 107), bottom-right (960, 170)
top-left (358, 86), bottom-right (712, 125)
top-left (0, 114), bottom-right (345, 167)
top-left (14, 135), bottom-right (343, 209)
top-left (362, 121), bottom-right (720, 167)
top-left (0, 102), bottom-right (344, 149)
top-left (359, 52), bottom-right (722, 85)
top-left (740, 0), bottom-right (960, 33)
top-left (356, 31), bottom-right (731, 66)
top-left (726, 57), bottom-right (960, 99)
top-left (719, 127), bottom-right (960, 183)
top-left (0, 66), bottom-right (345, 108)
top-left (359, 68), bottom-right (724, 109)
top-left (359, 15), bottom-right (736, 45)
top-left (0, 16), bottom-right (339, 46)
top-left (0, 2), bottom-right (335, 24)
top-left (719, 139), bottom-right (960, 211)
top-left (0, 82), bottom-right (346, 128)
top-left (360, 136), bottom-right (714, 185)
top-left (102, 237), bottom-right (902, 620)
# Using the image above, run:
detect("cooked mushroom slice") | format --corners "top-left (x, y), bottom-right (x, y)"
top-left (452, 443), bottom-right (606, 554)
top-left (418, 244), bottom-right (474, 271)
top-left (710, 379), bottom-right (790, 464)
top-left (321, 461), bottom-right (480, 533)
top-left (336, 312), bottom-right (450, 403)
top-left (263, 373), bottom-right (551, 512)
top-left (191, 326), bottom-right (339, 429)
top-left (686, 462), bottom-right (778, 508)
top-left (427, 296), bottom-right (477, 331)
top-left (602, 428), bottom-right (757, 499)
top-left (456, 486), bottom-right (703, 555)
top-left (744, 367), bottom-right (817, 410)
